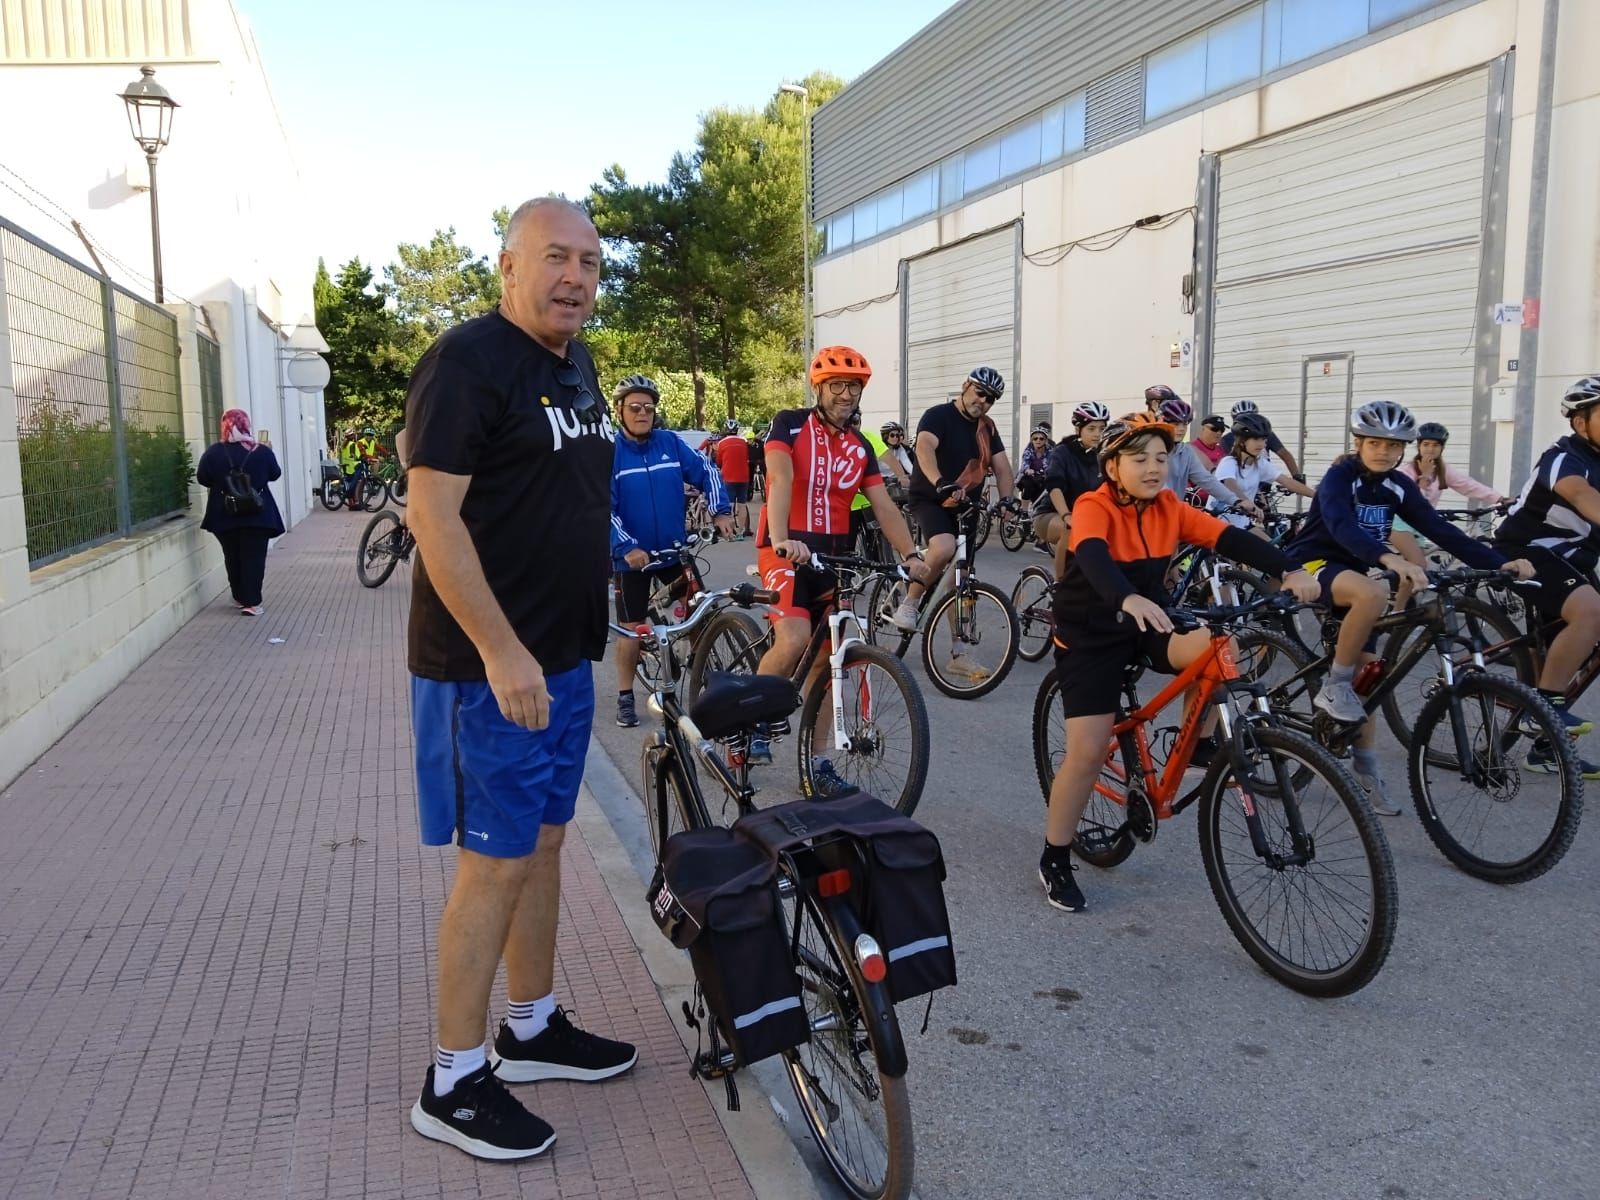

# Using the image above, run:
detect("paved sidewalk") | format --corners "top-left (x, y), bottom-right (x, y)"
top-left (0, 512), bottom-right (755, 1200)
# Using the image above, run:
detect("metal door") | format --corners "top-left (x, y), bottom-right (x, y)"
top-left (1299, 353), bottom-right (1355, 482)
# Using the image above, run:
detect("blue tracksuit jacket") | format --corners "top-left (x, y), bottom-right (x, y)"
top-left (610, 430), bottom-right (730, 570)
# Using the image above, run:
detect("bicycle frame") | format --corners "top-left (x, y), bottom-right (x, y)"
top-left (789, 587), bottom-right (874, 754)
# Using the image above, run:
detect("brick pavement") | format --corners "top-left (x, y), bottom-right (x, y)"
top-left (0, 511), bottom-right (755, 1200)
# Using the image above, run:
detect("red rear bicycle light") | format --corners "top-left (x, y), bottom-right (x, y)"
top-left (854, 933), bottom-right (887, 984)
top-left (817, 868), bottom-right (851, 898)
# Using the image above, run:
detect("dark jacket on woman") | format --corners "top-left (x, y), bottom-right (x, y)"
top-left (196, 442), bottom-right (286, 537)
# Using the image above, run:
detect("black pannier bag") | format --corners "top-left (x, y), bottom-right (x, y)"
top-left (648, 826), bottom-right (809, 1066)
top-left (734, 792), bottom-right (956, 1005)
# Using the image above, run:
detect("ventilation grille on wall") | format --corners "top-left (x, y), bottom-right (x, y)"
top-left (1085, 62), bottom-right (1144, 149)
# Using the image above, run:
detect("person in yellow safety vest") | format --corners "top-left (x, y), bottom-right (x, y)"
top-left (339, 427), bottom-right (385, 507)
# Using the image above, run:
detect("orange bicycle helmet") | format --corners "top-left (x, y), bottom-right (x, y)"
top-left (1097, 412), bottom-right (1177, 467)
top-left (809, 345), bottom-right (873, 388)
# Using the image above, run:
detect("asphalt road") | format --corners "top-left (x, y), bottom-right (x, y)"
top-left (588, 535), bottom-right (1600, 1200)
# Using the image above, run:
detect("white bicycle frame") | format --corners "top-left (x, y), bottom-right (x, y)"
top-left (825, 606), bottom-right (870, 753)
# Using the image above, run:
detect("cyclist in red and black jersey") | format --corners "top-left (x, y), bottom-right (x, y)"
top-left (754, 346), bottom-right (925, 721)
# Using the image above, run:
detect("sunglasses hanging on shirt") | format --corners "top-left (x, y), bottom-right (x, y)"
top-left (555, 360), bottom-right (601, 424)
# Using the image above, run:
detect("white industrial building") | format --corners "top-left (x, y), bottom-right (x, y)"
top-left (809, 0), bottom-right (1597, 489)
top-left (0, 0), bottom-right (326, 790)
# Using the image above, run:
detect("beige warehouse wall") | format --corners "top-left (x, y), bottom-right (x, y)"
top-left (813, 0), bottom-right (1595, 487)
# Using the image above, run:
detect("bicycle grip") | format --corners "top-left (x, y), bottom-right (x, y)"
top-left (749, 587), bottom-right (782, 605)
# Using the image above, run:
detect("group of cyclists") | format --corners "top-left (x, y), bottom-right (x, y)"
top-left (605, 341), bottom-right (1600, 914)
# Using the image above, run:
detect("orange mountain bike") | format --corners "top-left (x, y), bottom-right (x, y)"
top-left (1031, 594), bottom-right (1398, 996)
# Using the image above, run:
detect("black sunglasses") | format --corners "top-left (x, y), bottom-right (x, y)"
top-left (555, 361), bottom-right (601, 423)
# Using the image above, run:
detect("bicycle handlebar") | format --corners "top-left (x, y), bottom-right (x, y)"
top-left (776, 546), bottom-right (913, 581)
top-left (1164, 590), bottom-right (1301, 632)
top-left (608, 581), bottom-right (778, 645)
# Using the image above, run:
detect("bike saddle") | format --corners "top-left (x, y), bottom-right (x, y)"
top-left (690, 673), bottom-right (802, 739)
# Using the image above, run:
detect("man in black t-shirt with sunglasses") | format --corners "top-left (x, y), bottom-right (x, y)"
top-left (403, 197), bottom-right (635, 1162)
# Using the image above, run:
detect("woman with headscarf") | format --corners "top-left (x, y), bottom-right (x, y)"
top-left (195, 408), bottom-right (286, 615)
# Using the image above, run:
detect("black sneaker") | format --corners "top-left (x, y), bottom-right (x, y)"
top-left (616, 692), bottom-right (639, 728)
top-left (1039, 850), bottom-right (1087, 912)
top-left (410, 1064), bottom-right (555, 1161)
top-left (809, 757), bottom-right (855, 798)
top-left (491, 1007), bottom-right (638, 1084)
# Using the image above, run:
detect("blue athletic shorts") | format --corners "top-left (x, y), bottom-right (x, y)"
top-left (411, 661), bottom-right (595, 858)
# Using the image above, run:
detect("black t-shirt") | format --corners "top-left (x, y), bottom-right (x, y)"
top-left (404, 310), bottom-right (614, 680)
top-left (908, 401), bottom-right (1007, 501)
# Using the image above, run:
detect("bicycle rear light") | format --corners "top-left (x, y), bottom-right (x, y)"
top-left (854, 933), bottom-right (887, 984)
top-left (817, 868), bottom-right (851, 898)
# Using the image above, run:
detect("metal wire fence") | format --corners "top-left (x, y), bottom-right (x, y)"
top-left (197, 334), bottom-right (224, 449)
top-left (3, 217), bottom-right (191, 566)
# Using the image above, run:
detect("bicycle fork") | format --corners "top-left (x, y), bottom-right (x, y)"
top-left (1228, 702), bottom-right (1316, 869)
top-left (826, 610), bottom-right (868, 753)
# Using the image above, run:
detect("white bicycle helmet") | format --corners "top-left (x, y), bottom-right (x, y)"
top-left (1349, 399), bottom-right (1417, 442)
top-left (1071, 401), bottom-right (1110, 428)
top-left (1229, 399), bottom-right (1260, 419)
top-left (1560, 375), bottom-right (1600, 417)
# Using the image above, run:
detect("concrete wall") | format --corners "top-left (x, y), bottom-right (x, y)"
top-left (0, 296), bottom-right (225, 794)
top-left (815, 0), bottom-right (1595, 492)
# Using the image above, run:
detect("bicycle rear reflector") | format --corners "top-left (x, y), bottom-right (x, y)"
top-left (817, 868), bottom-right (852, 898)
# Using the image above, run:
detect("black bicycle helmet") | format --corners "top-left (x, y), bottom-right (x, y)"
top-left (1349, 399), bottom-right (1417, 442)
top-left (966, 366), bottom-right (1005, 399)
top-left (880, 420), bottom-right (904, 436)
top-left (1232, 412), bottom-right (1273, 440)
top-left (1416, 421), bottom-right (1449, 443)
top-left (612, 373), bottom-right (660, 403)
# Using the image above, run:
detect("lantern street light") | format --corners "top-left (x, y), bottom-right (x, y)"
top-left (779, 82), bottom-right (812, 365)
top-left (118, 65), bottom-right (179, 303)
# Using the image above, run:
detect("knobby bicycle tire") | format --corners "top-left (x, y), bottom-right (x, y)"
top-left (1379, 595), bottom-right (1536, 749)
top-left (356, 510), bottom-right (404, 588)
top-left (1407, 673), bottom-right (1583, 883)
top-left (1029, 670), bottom-right (1135, 867)
top-left (799, 643), bottom-right (930, 816)
top-left (1010, 567), bottom-right (1054, 663)
top-left (361, 479), bottom-right (388, 512)
top-left (1197, 724), bottom-right (1397, 997)
top-left (782, 890), bottom-right (913, 1200)
top-left (685, 609), bottom-right (771, 706)
top-left (920, 580), bottom-right (1019, 700)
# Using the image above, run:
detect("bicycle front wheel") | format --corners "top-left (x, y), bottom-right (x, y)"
top-left (390, 472), bottom-right (408, 507)
top-left (684, 609), bottom-right (771, 706)
top-left (1408, 673), bottom-right (1583, 883)
top-left (320, 481), bottom-right (344, 511)
top-left (783, 891), bottom-right (913, 1200)
top-left (1010, 566), bottom-right (1054, 663)
top-left (356, 510), bottom-right (404, 588)
top-left (361, 479), bottom-right (388, 512)
top-left (800, 643), bottom-right (930, 816)
top-left (1198, 724), bottom-right (1397, 996)
top-left (920, 580), bottom-right (1018, 699)
top-left (999, 510), bottom-right (1027, 551)
top-left (862, 573), bottom-right (913, 658)
top-left (641, 743), bottom-right (708, 855)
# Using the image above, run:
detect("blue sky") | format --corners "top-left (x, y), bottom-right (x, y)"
top-left (240, 0), bottom-right (953, 273)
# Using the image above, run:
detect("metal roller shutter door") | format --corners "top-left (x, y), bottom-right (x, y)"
top-left (1210, 69), bottom-right (1491, 483)
top-left (905, 227), bottom-right (1019, 452)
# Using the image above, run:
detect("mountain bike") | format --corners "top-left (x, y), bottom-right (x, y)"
top-left (1258, 569), bottom-right (1583, 883)
top-left (686, 554), bottom-right (931, 815)
top-left (1030, 592), bottom-right (1397, 996)
top-left (620, 606), bottom-right (923, 1199)
top-left (376, 456), bottom-right (407, 507)
top-left (356, 510), bottom-right (414, 587)
top-left (621, 540), bottom-right (764, 698)
top-left (864, 497), bottom-right (1020, 700)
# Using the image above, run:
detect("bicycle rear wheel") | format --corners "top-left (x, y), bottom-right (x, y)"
top-left (783, 890), bottom-right (913, 1200)
top-left (356, 510), bottom-right (404, 588)
top-left (1010, 567), bottom-right (1054, 663)
top-left (920, 581), bottom-right (1018, 700)
top-left (799, 644), bottom-right (930, 816)
top-left (999, 510), bottom-right (1027, 551)
top-left (320, 480), bottom-right (344, 511)
top-left (1030, 671), bottom-right (1135, 866)
top-left (1408, 673), bottom-right (1583, 883)
top-left (1197, 724), bottom-right (1396, 996)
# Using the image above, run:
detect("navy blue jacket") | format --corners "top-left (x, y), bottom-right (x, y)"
top-left (196, 442), bottom-right (286, 537)
top-left (1285, 456), bottom-right (1501, 570)
top-left (610, 430), bottom-right (729, 570)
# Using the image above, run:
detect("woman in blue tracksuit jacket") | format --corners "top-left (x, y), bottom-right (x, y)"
top-left (609, 374), bottom-right (732, 727)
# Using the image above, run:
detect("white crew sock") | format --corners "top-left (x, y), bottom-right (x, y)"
top-left (432, 1044), bottom-right (486, 1095)
top-left (506, 993), bottom-right (557, 1042)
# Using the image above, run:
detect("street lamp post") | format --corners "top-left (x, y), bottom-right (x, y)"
top-left (780, 82), bottom-right (812, 365)
top-left (119, 65), bottom-right (179, 303)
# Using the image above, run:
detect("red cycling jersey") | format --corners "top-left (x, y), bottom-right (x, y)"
top-left (757, 407), bottom-right (881, 553)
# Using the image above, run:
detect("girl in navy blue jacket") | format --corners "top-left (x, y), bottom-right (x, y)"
top-left (195, 408), bottom-right (285, 615)
top-left (1284, 400), bottom-right (1532, 813)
